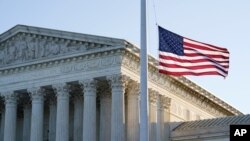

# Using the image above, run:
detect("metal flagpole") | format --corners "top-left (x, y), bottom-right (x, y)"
top-left (140, 0), bottom-right (149, 141)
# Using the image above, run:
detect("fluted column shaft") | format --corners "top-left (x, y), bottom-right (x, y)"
top-left (49, 100), bottom-right (57, 141)
top-left (53, 84), bottom-right (70, 141)
top-left (23, 104), bottom-right (31, 141)
top-left (4, 93), bottom-right (17, 141)
top-left (163, 98), bottom-right (171, 141)
top-left (73, 95), bottom-right (83, 141)
top-left (81, 80), bottom-right (97, 141)
top-left (109, 75), bottom-right (126, 141)
top-left (126, 83), bottom-right (139, 141)
top-left (29, 88), bottom-right (44, 141)
top-left (149, 92), bottom-right (157, 141)
top-left (156, 95), bottom-right (164, 141)
top-left (99, 92), bottom-right (111, 141)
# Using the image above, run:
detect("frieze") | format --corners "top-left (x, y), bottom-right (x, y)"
top-left (60, 55), bottom-right (120, 74)
top-left (0, 66), bottom-right (60, 85)
top-left (0, 33), bottom-right (112, 67)
top-left (0, 51), bottom-right (122, 87)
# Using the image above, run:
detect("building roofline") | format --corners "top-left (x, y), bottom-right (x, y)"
top-left (0, 24), bottom-right (127, 46)
top-left (0, 25), bottom-right (242, 115)
top-left (171, 114), bottom-right (250, 138)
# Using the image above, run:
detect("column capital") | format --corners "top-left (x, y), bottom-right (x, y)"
top-left (52, 83), bottom-right (70, 98)
top-left (157, 95), bottom-right (164, 110)
top-left (79, 79), bottom-right (97, 96)
top-left (162, 97), bottom-right (171, 110)
top-left (149, 89), bottom-right (158, 104)
top-left (27, 87), bottom-right (44, 101)
top-left (3, 91), bottom-right (17, 105)
top-left (127, 81), bottom-right (139, 97)
top-left (107, 74), bottom-right (128, 91)
top-left (153, 93), bottom-right (171, 110)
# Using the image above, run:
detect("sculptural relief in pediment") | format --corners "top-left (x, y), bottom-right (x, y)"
top-left (0, 33), bottom-right (109, 67)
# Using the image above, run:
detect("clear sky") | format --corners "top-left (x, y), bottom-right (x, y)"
top-left (0, 0), bottom-right (249, 114)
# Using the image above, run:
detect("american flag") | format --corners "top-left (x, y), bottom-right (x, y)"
top-left (158, 26), bottom-right (229, 78)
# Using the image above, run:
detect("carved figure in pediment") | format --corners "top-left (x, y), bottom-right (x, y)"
top-left (67, 41), bottom-right (82, 52)
top-left (25, 37), bottom-right (37, 60)
top-left (15, 39), bottom-right (27, 62)
top-left (51, 42), bottom-right (60, 55)
top-left (46, 41), bottom-right (60, 57)
top-left (59, 42), bottom-right (68, 54)
top-left (5, 42), bottom-right (16, 64)
top-left (38, 39), bottom-right (46, 58)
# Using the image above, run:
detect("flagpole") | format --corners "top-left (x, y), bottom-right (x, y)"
top-left (140, 0), bottom-right (149, 141)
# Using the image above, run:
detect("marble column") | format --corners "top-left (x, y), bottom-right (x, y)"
top-left (156, 95), bottom-right (164, 141)
top-left (163, 98), bottom-right (171, 141)
top-left (53, 83), bottom-right (70, 141)
top-left (28, 88), bottom-right (44, 141)
top-left (3, 92), bottom-right (17, 141)
top-left (49, 99), bottom-right (57, 141)
top-left (73, 94), bottom-right (83, 141)
top-left (149, 92), bottom-right (157, 141)
top-left (23, 104), bottom-right (31, 141)
top-left (126, 82), bottom-right (139, 141)
top-left (99, 87), bottom-right (111, 141)
top-left (80, 79), bottom-right (97, 141)
top-left (108, 75), bottom-right (126, 141)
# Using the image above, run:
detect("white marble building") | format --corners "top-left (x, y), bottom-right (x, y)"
top-left (0, 25), bottom-right (242, 141)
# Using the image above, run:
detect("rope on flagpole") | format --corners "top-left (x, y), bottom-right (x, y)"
top-left (152, 0), bottom-right (159, 26)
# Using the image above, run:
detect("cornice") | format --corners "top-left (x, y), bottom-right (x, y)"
top-left (0, 25), bottom-right (126, 45)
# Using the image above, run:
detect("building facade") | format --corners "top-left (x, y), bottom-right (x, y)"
top-left (0, 25), bottom-right (242, 141)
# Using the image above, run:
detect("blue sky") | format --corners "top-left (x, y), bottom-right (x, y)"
top-left (0, 0), bottom-right (249, 114)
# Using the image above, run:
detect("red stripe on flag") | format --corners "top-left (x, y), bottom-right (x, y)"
top-left (159, 62), bottom-right (229, 70)
top-left (184, 52), bottom-right (229, 59)
top-left (183, 42), bottom-right (229, 53)
top-left (184, 38), bottom-right (228, 52)
top-left (159, 55), bottom-right (229, 64)
top-left (159, 70), bottom-right (225, 77)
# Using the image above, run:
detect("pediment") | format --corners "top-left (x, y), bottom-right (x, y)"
top-left (0, 25), bottom-right (126, 67)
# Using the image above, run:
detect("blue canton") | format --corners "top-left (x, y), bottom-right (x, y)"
top-left (158, 26), bottom-right (184, 55)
